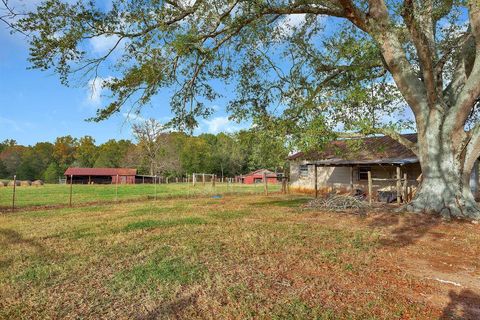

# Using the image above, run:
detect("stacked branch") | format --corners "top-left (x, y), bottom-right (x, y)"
top-left (304, 194), bottom-right (368, 212)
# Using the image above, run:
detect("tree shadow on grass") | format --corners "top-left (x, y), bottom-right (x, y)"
top-left (367, 213), bottom-right (441, 248)
top-left (0, 228), bottom-right (46, 269)
top-left (440, 289), bottom-right (480, 320)
top-left (135, 293), bottom-right (197, 320)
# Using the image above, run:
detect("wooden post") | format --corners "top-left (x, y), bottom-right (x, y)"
top-left (12, 175), bottom-right (16, 212)
top-left (69, 174), bottom-right (73, 207)
top-left (396, 166), bottom-right (401, 205)
top-left (143, 176), bottom-right (145, 184)
top-left (314, 165), bottom-right (318, 198)
top-left (154, 175), bottom-right (157, 201)
top-left (350, 166), bottom-right (354, 192)
top-left (202, 173), bottom-right (205, 186)
top-left (212, 174), bottom-right (216, 188)
top-left (115, 174), bottom-right (119, 202)
top-left (264, 172), bottom-right (268, 195)
top-left (192, 173), bottom-right (196, 187)
top-left (402, 173), bottom-right (408, 203)
top-left (367, 171), bottom-right (372, 204)
top-left (166, 176), bottom-right (169, 184)
top-left (88, 175), bottom-right (91, 185)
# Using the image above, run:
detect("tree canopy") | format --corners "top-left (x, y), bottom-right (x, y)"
top-left (0, 130), bottom-right (287, 181)
top-left (5, 0), bottom-right (480, 218)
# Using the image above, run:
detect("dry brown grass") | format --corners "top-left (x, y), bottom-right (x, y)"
top-left (1, 194), bottom-right (479, 319)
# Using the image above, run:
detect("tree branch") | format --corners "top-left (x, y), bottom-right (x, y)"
top-left (366, 0), bottom-right (428, 122)
top-left (445, 1), bottom-right (480, 133)
top-left (401, 0), bottom-right (437, 107)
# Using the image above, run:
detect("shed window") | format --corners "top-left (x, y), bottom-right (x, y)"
top-left (358, 167), bottom-right (371, 181)
top-left (299, 165), bottom-right (309, 177)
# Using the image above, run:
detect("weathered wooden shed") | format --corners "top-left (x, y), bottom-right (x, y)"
top-left (64, 168), bottom-right (137, 184)
top-left (288, 133), bottom-right (480, 202)
top-left (288, 134), bottom-right (422, 200)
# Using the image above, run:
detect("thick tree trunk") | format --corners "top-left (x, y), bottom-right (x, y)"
top-left (408, 168), bottom-right (480, 219)
top-left (407, 112), bottom-right (480, 220)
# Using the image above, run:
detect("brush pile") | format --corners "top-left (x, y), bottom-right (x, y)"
top-left (304, 194), bottom-right (368, 211)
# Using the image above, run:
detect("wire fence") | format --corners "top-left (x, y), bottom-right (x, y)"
top-left (0, 175), bottom-right (288, 212)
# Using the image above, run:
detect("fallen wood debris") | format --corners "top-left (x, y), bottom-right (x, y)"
top-left (303, 194), bottom-right (369, 212)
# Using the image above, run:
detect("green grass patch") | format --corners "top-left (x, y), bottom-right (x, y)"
top-left (123, 217), bottom-right (207, 231)
top-left (209, 210), bottom-right (252, 220)
top-left (0, 183), bottom-right (282, 209)
top-left (112, 249), bottom-right (205, 290)
top-left (128, 206), bottom-right (175, 217)
top-left (252, 197), bottom-right (312, 208)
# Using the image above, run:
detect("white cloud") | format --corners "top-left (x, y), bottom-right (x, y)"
top-left (201, 116), bottom-right (250, 134)
top-left (86, 76), bottom-right (113, 106)
top-left (89, 34), bottom-right (121, 54)
top-left (122, 112), bottom-right (146, 123)
top-left (276, 14), bottom-right (306, 36)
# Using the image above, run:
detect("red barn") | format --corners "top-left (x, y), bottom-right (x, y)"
top-left (64, 168), bottom-right (137, 184)
top-left (238, 169), bottom-right (279, 184)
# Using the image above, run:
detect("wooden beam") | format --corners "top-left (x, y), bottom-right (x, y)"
top-left (350, 166), bottom-right (354, 192)
top-left (367, 171), bottom-right (372, 204)
top-left (314, 165), bottom-right (318, 198)
top-left (396, 166), bottom-right (401, 204)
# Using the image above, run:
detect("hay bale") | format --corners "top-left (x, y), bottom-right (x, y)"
top-left (20, 180), bottom-right (32, 186)
top-left (7, 180), bottom-right (20, 187)
top-left (32, 180), bottom-right (44, 186)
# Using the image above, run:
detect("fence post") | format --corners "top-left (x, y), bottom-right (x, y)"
top-left (154, 175), bottom-right (157, 201)
top-left (367, 171), bottom-right (372, 204)
top-left (402, 173), bottom-right (408, 203)
top-left (115, 174), bottom-right (119, 202)
top-left (396, 166), bottom-right (401, 204)
top-left (192, 173), bottom-right (196, 187)
top-left (314, 165), bottom-right (318, 199)
top-left (69, 174), bottom-right (73, 207)
top-left (202, 173), bottom-right (205, 186)
top-left (12, 174), bottom-right (16, 212)
top-left (212, 174), bottom-right (216, 188)
top-left (264, 172), bottom-right (268, 195)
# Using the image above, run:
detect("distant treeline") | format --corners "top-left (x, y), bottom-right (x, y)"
top-left (0, 130), bottom-right (288, 183)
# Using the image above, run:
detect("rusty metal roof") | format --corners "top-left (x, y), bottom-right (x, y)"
top-left (288, 133), bottom-right (418, 166)
top-left (64, 167), bottom-right (137, 176)
top-left (239, 169), bottom-right (278, 178)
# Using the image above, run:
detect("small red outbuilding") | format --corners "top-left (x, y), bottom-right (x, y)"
top-left (237, 169), bottom-right (279, 184)
top-left (64, 167), bottom-right (137, 184)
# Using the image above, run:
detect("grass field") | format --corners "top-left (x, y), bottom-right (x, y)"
top-left (0, 183), bottom-right (281, 210)
top-left (1, 192), bottom-right (480, 319)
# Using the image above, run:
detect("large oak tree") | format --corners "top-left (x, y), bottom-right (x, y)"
top-left (6, 0), bottom-right (480, 218)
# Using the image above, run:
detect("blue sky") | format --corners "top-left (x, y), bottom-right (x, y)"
top-left (0, 1), bottom-right (416, 146)
top-left (0, 0), bottom-right (248, 146)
